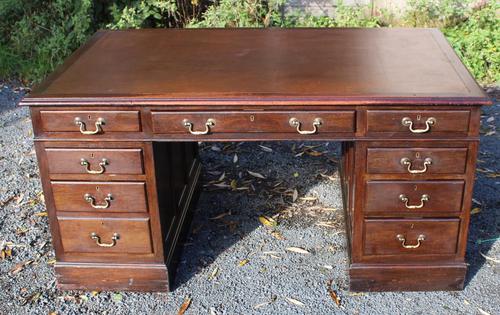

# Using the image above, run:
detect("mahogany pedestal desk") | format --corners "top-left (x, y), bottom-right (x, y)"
top-left (20, 28), bottom-right (491, 292)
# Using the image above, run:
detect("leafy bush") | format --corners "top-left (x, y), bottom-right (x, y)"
top-left (0, 0), bottom-right (93, 82)
top-left (0, 0), bottom-right (498, 85)
top-left (443, 1), bottom-right (499, 84)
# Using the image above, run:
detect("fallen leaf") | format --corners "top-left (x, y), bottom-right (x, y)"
top-left (10, 260), bottom-right (33, 274)
top-left (230, 179), bottom-right (238, 190)
top-left (15, 193), bottom-right (25, 206)
top-left (285, 297), bottom-right (305, 306)
top-left (258, 145), bottom-right (273, 152)
top-left (35, 211), bottom-right (48, 217)
top-left (259, 215), bottom-right (277, 227)
top-left (471, 207), bottom-right (481, 215)
top-left (253, 295), bottom-right (277, 309)
top-left (233, 154), bottom-right (238, 163)
top-left (177, 296), bottom-right (192, 315)
top-left (248, 170), bottom-right (266, 179)
top-left (238, 259), bottom-right (249, 267)
top-left (293, 172), bottom-right (299, 177)
top-left (218, 172), bottom-right (226, 181)
top-left (208, 266), bottom-right (219, 280)
top-left (91, 291), bottom-right (100, 297)
top-left (300, 196), bottom-right (317, 201)
top-left (286, 247), bottom-right (310, 254)
top-left (480, 251), bottom-right (500, 263)
top-left (306, 150), bottom-right (324, 156)
top-left (47, 258), bottom-right (56, 265)
top-left (327, 280), bottom-right (341, 306)
top-left (292, 189), bottom-right (298, 202)
top-left (478, 308), bottom-right (491, 315)
top-left (112, 293), bottom-right (123, 302)
top-left (316, 221), bottom-right (336, 228)
top-left (270, 230), bottom-right (284, 240)
top-left (210, 211), bottom-right (231, 220)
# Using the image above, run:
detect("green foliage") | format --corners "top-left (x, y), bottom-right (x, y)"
top-left (187, 0), bottom-right (284, 27)
top-left (443, 2), bottom-right (499, 84)
top-left (0, 0), bottom-right (93, 83)
top-left (107, 1), bottom-right (178, 29)
top-left (0, 0), bottom-right (498, 85)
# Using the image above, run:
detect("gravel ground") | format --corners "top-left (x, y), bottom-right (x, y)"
top-left (0, 81), bottom-right (498, 315)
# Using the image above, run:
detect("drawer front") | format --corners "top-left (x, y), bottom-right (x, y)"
top-left (366, 148), bottom-right (467, 174)
top-left (58, 216), bottom-right (153, 254)
top-left (363, 219), bottom-right (460, 256)
top-left (45, 148), bottom-right (144, 175)
top-left (52, 181), bottom-right (148, 213)
top-left (40, 111), bottom-right (141, 133)
top-left (365, 181), bottom-right (464, 214)
top-left (151, 111), bottom-right (355, 134)
top-left (366, 110), bottom-right (470, 134)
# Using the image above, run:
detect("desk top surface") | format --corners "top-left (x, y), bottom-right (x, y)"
top-left (23, 28), bottom-right (490, 106)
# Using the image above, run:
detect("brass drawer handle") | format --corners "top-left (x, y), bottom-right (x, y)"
top-left (399, 194), bottom-right (429, 209)
top-left (84, 193), bottom-right (113, 209)
top-left (400, 157), bottom-right (432, 174)
top-left (182, 118), bottom-right (215, 135)
top-left (90, 232), bottom-right (119, 247)
top-left (74, 117), bottom-right (105, 135)
top-left (396, 234), bottom-right (426, 249)
top-left (401, 117), bottom-right (436, 134)
top-left (289, 117), bottom-right (322, 135)
top-left (80, 158), bottom-right (108, 174)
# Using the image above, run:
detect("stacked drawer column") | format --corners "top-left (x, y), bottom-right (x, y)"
top-left (31, 108), bottom-right (171, 291)
top-left (348, 107), bottom-right (480, 291)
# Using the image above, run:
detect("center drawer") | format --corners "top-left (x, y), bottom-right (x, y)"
top-left (365, 180), bottom-right (464, 214)
top-left (51, 181), bottom-right (148, 213)
top-left (58, 216), bottom-right (153, 254)
top-left (363, 219), bottom-right (460, 256)
top-left (151, 111), bottom-right (356, 134)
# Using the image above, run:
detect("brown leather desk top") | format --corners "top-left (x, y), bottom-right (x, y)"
top-left (22, 28), bottom-right (489, 106)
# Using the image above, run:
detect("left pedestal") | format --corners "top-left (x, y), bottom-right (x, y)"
top-left (34, 139), bottom-right (200, 292)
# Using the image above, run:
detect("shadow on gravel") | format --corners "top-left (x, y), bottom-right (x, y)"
top-left (170, 141), bottom-right (342, 289)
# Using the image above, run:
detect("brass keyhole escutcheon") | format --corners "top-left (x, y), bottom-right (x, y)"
top-left (250, 115), bottom-right (255, 122)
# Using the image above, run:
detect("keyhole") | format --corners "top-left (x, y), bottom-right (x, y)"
top-left (414, 185), bottom-right (418, 191)
top-left (96, 186), bottom-right (100, 191)
top-left (88, 115), bottom-right (92, 120)
top-left (249, 115), bottom-right (255, 122)
top-left (90, 153), bottom-right (95, 158)
top-left (415, 152), bottom-right (420, 159)
top-left (417, 114), bottom-right (421, 121)
top-left (410, 224), bottom-right (415, 229)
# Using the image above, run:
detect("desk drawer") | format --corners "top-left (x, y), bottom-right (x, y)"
top-left (366, 147), bottom-right (467, 175)
top-left (363, 219), bottom-right (460, 256)
top-left (45, 148), bottom-right (144, 175)
top-left (151, 111), bottom-right (355, 135)
top-left (58, 216), bottom-right (153, 254)
top-left (52, 181), bottom-right (148, 213)
top-left (365, 181), bottom-right (464, 214)
top-left (40, 110), bottom-right (141, 134)
top-left (366, 110), bottom-right (470, 135)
